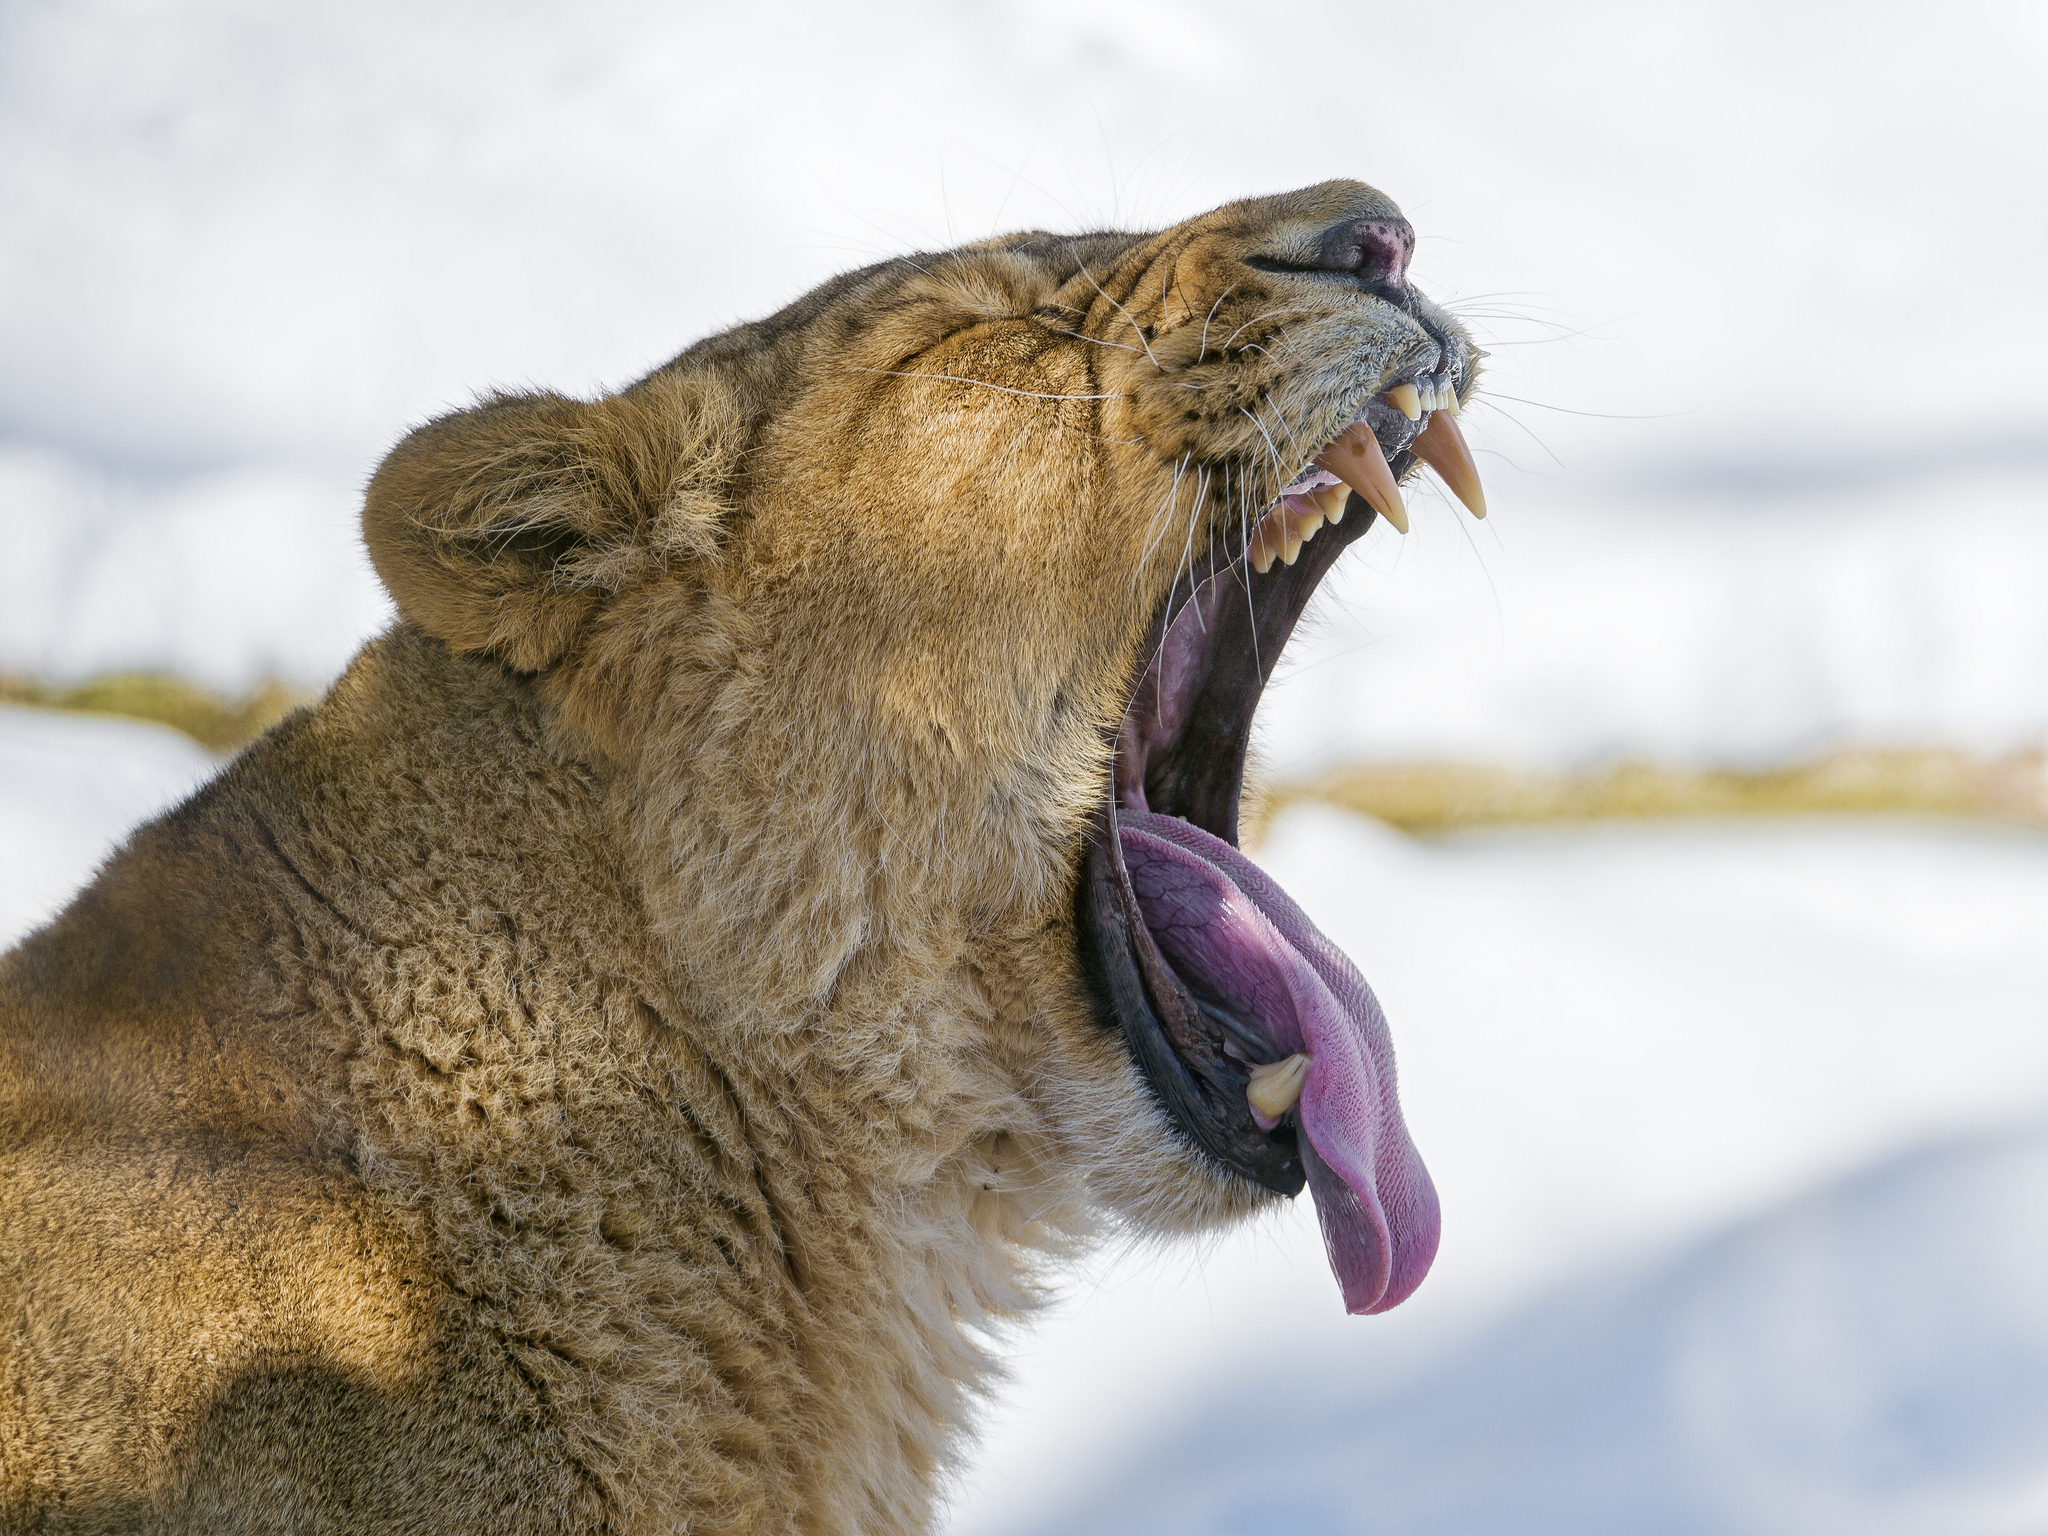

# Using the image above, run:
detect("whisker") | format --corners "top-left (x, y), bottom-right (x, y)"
top-left (853, 367), bottom-right (1129, 402)
top-left (1240, 494), bottom-right (1262, 679)
top-left (1198, 284), bottom-right (1236, 360)
top-left (1218, 305), bottom-right (1295, 353)
top-left (1269, 396), bottom-right (1315, 474)
top-left (1138, 456), bottom-right (1189, 578)
top-left (1064, 251), bottom-right (1165, 373)
top-left (1479, 390), bottom-right (1687, 421)
top-left (1237, 405), bottom-right (1289, 502)
top-left (1179, 470), bottom-right (1207, 636)
top-left (1046, 328), bottom-right (1149, 357)
top-left (1470, 397), bottom-right (1567, 469)
top-left (1147, 464), bottom-right (1212, 708)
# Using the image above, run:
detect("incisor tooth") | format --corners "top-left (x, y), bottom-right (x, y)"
top-left (1386, 382), bottom-right (1421, 421)
top-left (1316, 421), bottom-right (1408, 535)
top-left (1247, 1053), bottom-right (1311, 1120)
top-left (1410, 408), bottom-right (1487, 519)
top-left (1442, 386), bottom-right (1461, 416)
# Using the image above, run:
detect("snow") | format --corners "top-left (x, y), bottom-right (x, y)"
top-left (2, 1), bottom-right (2042, 476)
top-left (0, 447), bottom-right (390, 694)
top-left (0, 704), bottom-right (217, 941)
top-left (974, 1123), bottom-right (2048, 1536)
top-left (948, 808), bottom-right (2048, 1536)
top-left (3, 0), bottom-right (2047, 746)
top-left (6, 722), bottom-right (2045, 1533)
top-left (4, 1), bottom-right (2047, 1527)
top-left (1261, 467), bottom-right (2048, 773)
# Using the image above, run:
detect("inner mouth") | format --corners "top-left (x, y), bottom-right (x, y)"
top-left (1076, 368), bottom-right (1483, 1316)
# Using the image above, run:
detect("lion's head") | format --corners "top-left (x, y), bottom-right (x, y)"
top-left (363, 179), bottom-right (1477, 1318)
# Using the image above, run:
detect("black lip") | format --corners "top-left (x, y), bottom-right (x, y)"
top-left (1075, 436), bottom-right (1410, 1193)
top-left (1078, 793), bottom-right (1305, 1191)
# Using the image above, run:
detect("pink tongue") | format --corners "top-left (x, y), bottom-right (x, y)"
top-left (1118, 810), bottom-right (1440, 1314)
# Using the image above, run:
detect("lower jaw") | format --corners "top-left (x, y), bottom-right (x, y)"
top-left (1077, 791), bottom-right (1307, 1195)
top-left (1071, 397), bottom-right (1479, 1308)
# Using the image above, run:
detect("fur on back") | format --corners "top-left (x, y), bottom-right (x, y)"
top-left (0, 181), bottom-right (1466, 1533)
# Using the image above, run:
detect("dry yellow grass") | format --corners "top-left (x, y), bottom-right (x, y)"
top-left (1256, 750), bottom-right (2048, 836)
top-left (7, 673), bottom-right (2045, 836)
top-left (0, 673), bottom-right (305, 754)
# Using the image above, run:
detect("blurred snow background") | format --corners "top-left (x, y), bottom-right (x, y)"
top-left (3, 2), bottom-right (2046, 1531)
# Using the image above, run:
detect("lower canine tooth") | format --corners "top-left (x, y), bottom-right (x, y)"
top-left (1386, 382), bottom-right (1421, 420)
top-left (1247, 1053), bottom-right (1311, 1120)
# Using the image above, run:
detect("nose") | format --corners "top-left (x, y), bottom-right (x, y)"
top-left (1316, 216), bottom-right (1415, 289)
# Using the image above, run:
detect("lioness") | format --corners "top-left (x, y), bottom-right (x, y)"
top-left (0, 180), bottom-right (1480, 1533)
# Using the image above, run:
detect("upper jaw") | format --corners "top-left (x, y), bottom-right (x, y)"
top-left (1112, 310), bottom-right (1483, 843)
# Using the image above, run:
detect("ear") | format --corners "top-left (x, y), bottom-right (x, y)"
top-left (363, 370), bottom-right (742, 671)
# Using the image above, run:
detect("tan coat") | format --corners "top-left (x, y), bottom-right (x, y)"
top-left (0, 181), bottom-right (1469, 1532)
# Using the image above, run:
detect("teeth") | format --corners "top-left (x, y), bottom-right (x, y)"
top-left (1411, 408), bottom-right (1487, 519)
top-left (1247, 1053), bottom-right (1311, 1120)
top-left (1282, 508), bottom-right (1325, 565)
top-left (1249, 488), bottom-right (1343, 573)
top-left (1249, 520), bottom-right (1279, 573)
top-left (1245, 382), bottom-right (1475, 564)
top-left (1315, 421), bottom-right (1409, 535)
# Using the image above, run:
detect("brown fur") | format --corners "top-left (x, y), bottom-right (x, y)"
top-left (0, 182), bottom-right (1469, 1532)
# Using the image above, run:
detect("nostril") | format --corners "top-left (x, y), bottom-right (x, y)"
top-left (1316, 216), bottom-right (1415, 288)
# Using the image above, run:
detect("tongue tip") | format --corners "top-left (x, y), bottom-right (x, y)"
top-left (1306, 1134), bottom-right (1442, 1317)
top-left (1118, 810), bottom-right (1444, 1316)
top-left (1350, 1207), bottom-right (1442, 1315)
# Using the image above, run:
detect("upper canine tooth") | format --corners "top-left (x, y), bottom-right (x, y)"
top-left (1386, 382), bottom-right (1421, 421)
top-left (1247, 1053), bottom-right (1311, 1120)
top-left (1411, 409), bottom-right (1487, 519)
top-left (1315, 421), bottom-right (1408, 535)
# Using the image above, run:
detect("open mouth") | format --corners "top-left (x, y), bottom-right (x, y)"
top-left (1076, 371), bottom-right (1485, 1315)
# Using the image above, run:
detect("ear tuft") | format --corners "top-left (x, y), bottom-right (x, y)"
top-left (363, 370), bottom-right (742, 671)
